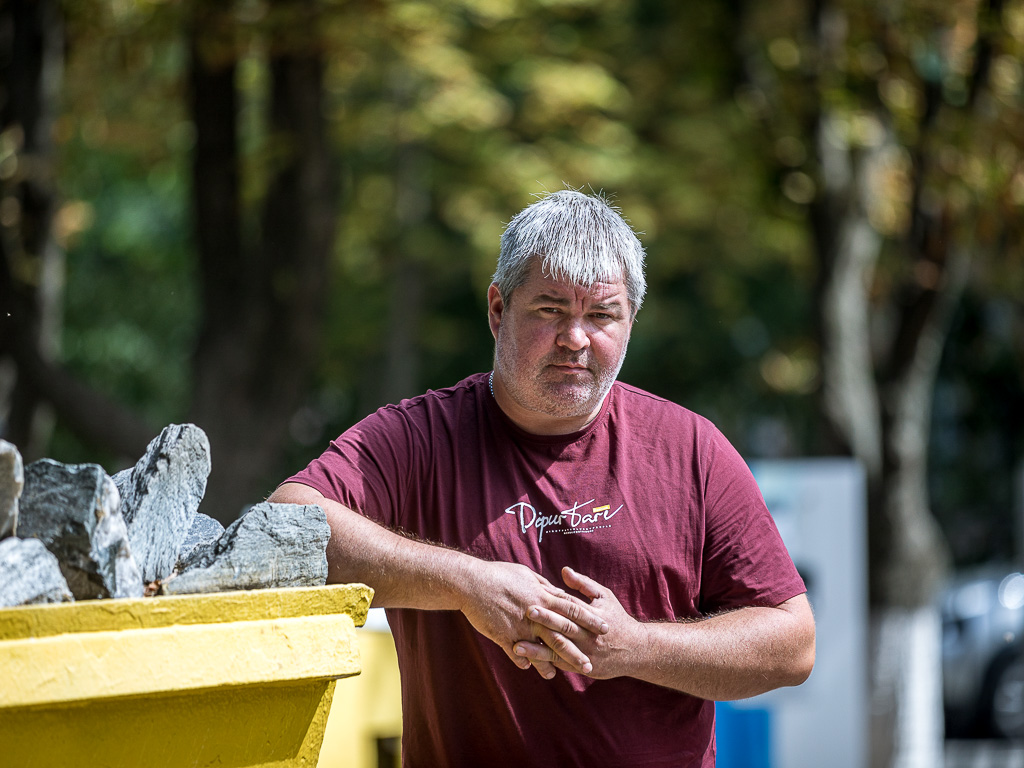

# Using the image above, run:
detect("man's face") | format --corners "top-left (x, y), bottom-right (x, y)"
top-left (488, 259), bottom-right (633, 434)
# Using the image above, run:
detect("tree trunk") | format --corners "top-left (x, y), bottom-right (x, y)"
top-left (811, 131), bottom-right (953, 766)
top-left (803, 4), bottom-right (975, 764)
top-left (355, 64), bottom-right (429, 415)
top-left (379, 141), bottom-right (429, 409)
top-left (188, 0), bottom-right (337, 522)
top-left (0, 0), bottom-right (65, 457)
top-left (0, 0), bottom-right (155, 461)
top-left (870, 607), bottom-right (946, 768)
top-left (816, 198), bottom-right (956, 768)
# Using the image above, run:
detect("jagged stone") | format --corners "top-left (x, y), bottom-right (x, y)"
top-left (177, 512), bottom-right (225, 568)
top-left (0, 537), bottom-right (73, 606)
top-left (19, 459), bottom-right (143, 600)
top-left (112, 423), bottom-right (211, 583)
top-left (161, 503), bottom-right (329, 595)
top-left (0, 440), bottom-right (23, 539)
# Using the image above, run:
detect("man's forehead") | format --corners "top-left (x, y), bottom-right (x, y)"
top-left (528, 278), bottom-right (627, 306)
top-left (526, 260), bottom-right (627, 300)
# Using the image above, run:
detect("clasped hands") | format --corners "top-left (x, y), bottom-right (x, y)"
top-left (461, 561), bottom-right (642, 682)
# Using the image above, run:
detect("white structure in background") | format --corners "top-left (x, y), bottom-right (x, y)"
top-left (719, 458), bottom-right (868, 768)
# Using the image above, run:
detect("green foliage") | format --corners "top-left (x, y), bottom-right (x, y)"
top-left (47, 0), bottom-right (1023, 560)
top-left (50, 0), bottom-right (194, 463)
top-left (740, 0), bottom-right (1024, 565)
top-left (308, 1), bottom-right (821, 442)
top-left (48, 0), bottom-right (830, 460)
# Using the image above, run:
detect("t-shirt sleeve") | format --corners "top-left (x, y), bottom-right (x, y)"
top-left (697, 425), bottom-right (806, 613)
top-left (284, 407), bottom-right (413, 529)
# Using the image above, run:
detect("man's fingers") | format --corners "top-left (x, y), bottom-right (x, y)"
top-left (531, 626), bottom-right (593, 674)
top-left (531, 594), bottom-right (608, 637)
top-left (528, 605), bottom-right (579, 636)
top-left (514, 640), bottom-right (591, 677)
top-left (531, 660), bottom-right (558, 679)
top-left (503, 643), bottom-right (533, 670)
top-left (560, 593), bottom-right (610, 634)
top-left (537, 575), bottom-right (560, 591)
top-left (513, 641), bottom-right (557, 679)
top-left (562, 565), bottom-right (604, 601)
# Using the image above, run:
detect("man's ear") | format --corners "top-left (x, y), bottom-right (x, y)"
top-left (487, 284), bottom-right (504, 340)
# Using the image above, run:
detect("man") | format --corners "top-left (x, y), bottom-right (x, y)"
top-left (270, 190), bottom-right (815, 767)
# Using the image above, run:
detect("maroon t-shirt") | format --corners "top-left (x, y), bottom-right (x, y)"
top-left (289, 373), bottom-right (805, 768)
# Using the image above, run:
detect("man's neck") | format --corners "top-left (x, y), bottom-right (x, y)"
top-left (489, 371), bottom-right (606, 436)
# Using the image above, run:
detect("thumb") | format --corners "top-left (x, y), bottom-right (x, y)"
top-left (562, 566), bottom-right (605, 601)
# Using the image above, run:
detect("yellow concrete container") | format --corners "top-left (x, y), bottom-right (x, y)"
top-left (318, 628), bottom-right (403, 768)
top-left (0, 584), bottom-right (374, 768)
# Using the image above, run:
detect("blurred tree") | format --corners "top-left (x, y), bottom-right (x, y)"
top-left (3, 9), bottom-right (1022, 760)
top-left (738, 0), bottom-right (1024, 763)
top-left (315, 0), bottom-right (817, 440)
top-left (931, 294), bottom-right (1024, 565)
top-left (1, 0), bottom-right (337, 522)
top-left (187, 0), bottom-right (337, 519)
top-left (5, 0), bottom-right (819, 517)
top-left (1, 0), bottom-right (65, 456)
top-left (0, 0), bottom-right (154, 461)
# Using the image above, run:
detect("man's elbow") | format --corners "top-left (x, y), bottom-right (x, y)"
top-left (268, 481), bottom-right (324, 505)
top-left (787, 633), bottom-right (816, 687)
top-left (777, 594), bottom-right (816, 687)
top-left (784, 613), bottom-right (816, 687)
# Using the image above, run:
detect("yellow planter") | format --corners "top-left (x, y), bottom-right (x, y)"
top-left (0, 584), bottom-right (374, 768)
top-left (318, 627), bottom-right (403, 768)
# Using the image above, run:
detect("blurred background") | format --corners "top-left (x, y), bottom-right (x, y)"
top-left (1, 0), bottom-right (1023, 766)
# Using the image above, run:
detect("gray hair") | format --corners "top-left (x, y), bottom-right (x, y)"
top-left (492, 190), bottom-right (647, 317)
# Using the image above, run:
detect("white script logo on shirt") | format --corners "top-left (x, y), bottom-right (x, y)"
top-left (504, 499), bottom-right (624, 543)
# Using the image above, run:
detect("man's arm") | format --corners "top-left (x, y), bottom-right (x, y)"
top-left (269, 483), bottom-right (608, 675)
top-left (515, 566), bottom-right (816, 699)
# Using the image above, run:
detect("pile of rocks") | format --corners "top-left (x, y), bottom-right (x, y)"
top-left (0, 424), bottom-right (331, 608)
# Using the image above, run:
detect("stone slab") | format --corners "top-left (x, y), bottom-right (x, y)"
top-left (19, 459), bottom-right (143, 599)
top-left (113, 424), bottom-right (211, 583)
top-left (162, 503), bottom-right (329, 595)
top-left (0, 440), bottom-right (23, 539)
top-left (177, 512), bottom-right (225, 568)
top-left (0, 537), bottom-right (73, 607)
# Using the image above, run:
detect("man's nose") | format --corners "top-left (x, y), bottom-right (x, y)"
top-left (557, 317), bottom-right (590, 351)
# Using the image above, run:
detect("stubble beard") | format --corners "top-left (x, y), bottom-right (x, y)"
top-left (495, 333), bottom-right (628, 421)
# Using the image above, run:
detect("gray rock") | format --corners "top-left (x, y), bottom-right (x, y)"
top-left (19, 459), bottom-right (144, 599)
top-left (112, 423), bottom-right (211, 583)
top-left (0, 440), bottom-right (23, 539)
top-left (161, 502), bottom-right (329, 595)
top-left (176, 512), bottom-right (225, 568)
top-left (0, 537), bottom-right (73, 606)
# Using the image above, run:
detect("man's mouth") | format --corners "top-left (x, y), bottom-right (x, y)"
top-left (549, 362), bottom-right (591, 374)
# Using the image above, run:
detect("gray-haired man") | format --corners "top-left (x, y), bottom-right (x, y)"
top-left (272, 190), bottom-right (814, 767)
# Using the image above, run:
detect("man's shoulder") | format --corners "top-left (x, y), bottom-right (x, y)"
top-left (608, 381), bottom-right (723, 446)
top-left (361, 374), bottom-right (488, 434)
top-left (613, 380), bottom-right (670, 403)
top-left (342, 375), bottom-right (489, 455)
top-left (379, 373), bottom-right (487, 413)
top-left (611, 381), bottom-right (707, 422)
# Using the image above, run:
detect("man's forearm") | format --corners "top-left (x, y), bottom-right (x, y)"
top-left (519, 567), bottom-right (815, 698)
top-left (631, 596), bottom-right (816, 700)
top-left (268, 482), bottom-right (609, 676)
top-left (269, 482), bottom-right (472, 610)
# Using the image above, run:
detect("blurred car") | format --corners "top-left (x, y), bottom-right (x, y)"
top-left (942, 564), bottom-right (1024, 739)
